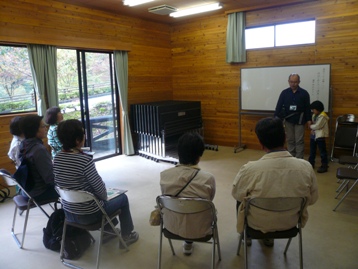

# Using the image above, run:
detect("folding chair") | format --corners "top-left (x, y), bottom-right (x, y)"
top-left (156, 195), bottom-right (221, 269)
top-left (237, 197), bottom-right (306, 269)
top-left (336, 155), bottom-right (358, 192)
top-left (0, 170), bottom-right (57, 249)
top-left (55, 187), bottom-right (129, 269)
top-left (333, 167), bottom-right (358, 211)
top-left (330, 114), bottom-right (358, 161)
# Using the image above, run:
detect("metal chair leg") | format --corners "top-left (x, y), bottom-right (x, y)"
top-left (284, 238), bottom-right (292, 255)
top-left (11, 203), bottom-right (31, 249)
top-left (336, 179), bottom-right (347, 192)
top-left (244, 230), bottom-right (248, 269)
top-left (333, 180), bottom-right (358, 211)
top-left (215, 227), bottom-right (221, 261)
top-left (60, 222), bottom-right (84, 269)
top-left (211, 237), bottom-right (215, 269)
top-left (158, 224), bottom-right (163, 269)
top-left (237, 233), bottom-right (243, 255)
top-left (299, 229), bottom-right (303, 269)
top-left (168, 238), bottom-right (175, 255)
top-left (95, 217), bottom-right (106, 269)
top-left (335, 180), bottom-right (349, 197)
top-left (104, 215), bottom-right (128, 251)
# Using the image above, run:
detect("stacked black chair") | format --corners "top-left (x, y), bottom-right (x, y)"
top-left (131, 100), bottom-right (203, 163)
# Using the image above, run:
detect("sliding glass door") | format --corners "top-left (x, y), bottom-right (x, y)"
top-left (57, 49), bottom-right (121, 159)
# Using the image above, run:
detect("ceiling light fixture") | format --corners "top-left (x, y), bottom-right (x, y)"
top-left (123, 0), bottom-right (155, 7)
top-left (169, 3), bottom-right (222, 18)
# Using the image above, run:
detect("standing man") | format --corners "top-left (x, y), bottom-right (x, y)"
top-left (274, 73), bottom-right (312, 158)
top-left (232, 117), bottom-right (318, 246)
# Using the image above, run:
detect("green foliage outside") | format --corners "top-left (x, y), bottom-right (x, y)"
top-left (58, 86), bottom-right (111, 102)
top-left (60, 101), bottom-right (113, 120)
top-left (0, 100), bottom-right (34, 113)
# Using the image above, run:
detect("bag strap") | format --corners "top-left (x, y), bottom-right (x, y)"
top-left (174, 169), bottom-right (199, 197)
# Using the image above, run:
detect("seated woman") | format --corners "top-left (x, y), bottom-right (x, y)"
top-left (45, 106), bottom-right (63, 159)
top-left (53, 119), bottom-right (138, 246)
top-left (160, 132), bottom-right (216, 255)
top-left (19, 115), bottom-right (59, 202)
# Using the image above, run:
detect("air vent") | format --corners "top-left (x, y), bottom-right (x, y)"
top-left (148, 5), bottom-right (177, 15)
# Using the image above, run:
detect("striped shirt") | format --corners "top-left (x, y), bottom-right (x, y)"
top-left (53, 151), bottom-right (107, 215)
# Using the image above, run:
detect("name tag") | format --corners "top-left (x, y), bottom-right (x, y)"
top-left (289, 105), bottom-right (297, 111)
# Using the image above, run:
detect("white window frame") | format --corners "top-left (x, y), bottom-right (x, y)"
top-left (245, 20), bottom-right (316, 50)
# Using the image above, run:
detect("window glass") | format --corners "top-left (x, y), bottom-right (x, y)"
top-left (0, 46), bottom-right (36, 114)
top-left (57, 49), bottom-right (79, 120)
top-left (276, 21), bottom-right (315, 46)
top-left (245, 26), bottom-right (274, 49)
top-left (245, 20), bottom-right (315, 50)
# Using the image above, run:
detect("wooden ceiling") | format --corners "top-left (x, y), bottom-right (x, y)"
top-left (54, 0), bottom-right (314, 24)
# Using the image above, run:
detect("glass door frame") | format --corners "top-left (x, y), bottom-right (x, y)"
top-left (76, 50), bottom-right (122, 160)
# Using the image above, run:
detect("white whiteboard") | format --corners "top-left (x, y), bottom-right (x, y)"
top-left (240, 64), bottom-right (331, 111)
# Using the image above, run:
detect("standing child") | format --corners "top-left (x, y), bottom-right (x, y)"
top-left (7, 116), bottom-right (24, 169)
top-left (309, 100), bottom-right (329, 173)
top-left (45, 106), bottom-right (64, 159)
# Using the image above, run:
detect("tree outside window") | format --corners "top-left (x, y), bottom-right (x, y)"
top-left (0, 46), bottom-right (36, 114)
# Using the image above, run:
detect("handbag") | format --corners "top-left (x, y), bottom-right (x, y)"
top-left (43, 207), bottom-right (92, 260)
top-left (149, 169), bottom-right (199, 226)
top-left (149, 207), bottom-right (161, 226)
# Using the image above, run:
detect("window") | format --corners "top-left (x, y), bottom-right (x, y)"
top-left (0, 46), bottom-right (36, 114)
top-left (245, 26), bottom-right (274, 49)
top-left (245, 20), bottom-right (315, 50)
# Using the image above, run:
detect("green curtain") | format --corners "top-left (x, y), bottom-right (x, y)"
top-left (27, 44), bottom-right (58, 115)
top-left (226, 12), bottom-right (246, 63)
top-left (113, 50), bottom-right (135, 155)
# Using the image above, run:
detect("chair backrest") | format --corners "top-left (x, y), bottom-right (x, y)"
top-left (55, 186), bottom-right (96, 204)
top-left (346, 114), bottom-right (355, 123)
top-left (0, 170), bottom-right (18, 188)
top-left (157, 195), bottom-right (216, 218)
top-left (55, 186), bottom-right (106, 214)
top-left (245, 197), bottom-right (306, 223)
top-left (1, 170), bottom-right (56, 219)
top-left (338, 114), bottom-right (355, 123)
top-left (0, 170), bottom-right (33, 199)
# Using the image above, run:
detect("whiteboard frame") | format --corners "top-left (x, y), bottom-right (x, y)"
top-left (240, 64), bottom-right (331, 112)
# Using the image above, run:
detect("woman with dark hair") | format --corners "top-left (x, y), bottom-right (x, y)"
top-left (53, 119), bottom-right (139, 246)
top-left (160, 132), bottom-right (216, 255)
top-left (45, 106), bottom-right (63, 159)
top-left (19, 114), bottom-right (59, 202)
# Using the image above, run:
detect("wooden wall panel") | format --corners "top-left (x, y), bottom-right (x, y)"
top-left (0, 0), bottom-right (173, 103)
top-left (0, 0), bottom-right (173, 173)
top-left (172, 0), bottom-right (358, 154)
top-left (1, 0), bottom-right (358, 163)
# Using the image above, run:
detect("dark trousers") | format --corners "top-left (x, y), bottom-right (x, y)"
top-left (309, 137), bottom-right (328, 166)
top-left (64, 193), bottom-right (134, 236)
